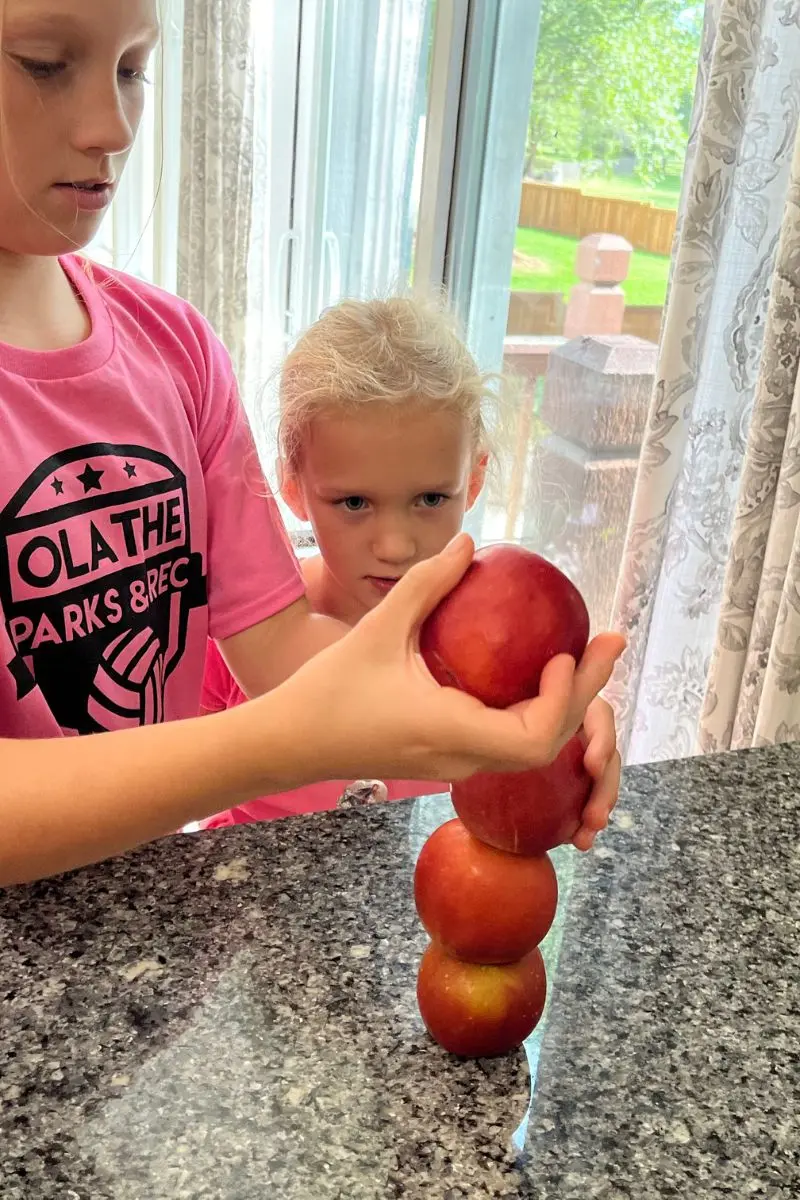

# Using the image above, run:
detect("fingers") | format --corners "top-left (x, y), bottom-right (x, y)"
top-left (512, 654), bottom-right (577, 757)
top-left (564, 633), bottom-right (625, 734)
top-left (582, 697), bottom-right (616, 779)
top-left (461, 654), bottom-right (577, 772)
top-left (573, 690), bottom-right (621, 850)
top-left (583, 748), bottom-right (621, 827)
top-left (466, 645), bottom-right (617, 774)
top-left (361, 533), bottom-right (475, 643)
top-left (504, 637), bottom-right (623, 770)
top-left (572, 827), bottom-right (598, 852)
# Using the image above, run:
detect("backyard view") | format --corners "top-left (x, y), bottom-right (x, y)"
top-left (495, 0), bottom-right (703, 637)
top-left (510, 0), bottom-right (702, 317)
top-left (512, 227), bottom-right (671, 306)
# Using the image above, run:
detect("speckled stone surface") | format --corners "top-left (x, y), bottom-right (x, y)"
top-left (1, 744), bottom-right (798, 1198)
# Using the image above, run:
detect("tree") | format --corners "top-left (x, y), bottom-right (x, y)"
top-left (526, 0), bottom-right (703, 182)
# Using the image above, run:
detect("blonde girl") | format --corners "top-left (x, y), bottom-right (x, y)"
top-left (202, 295), bottom-right (621, 842)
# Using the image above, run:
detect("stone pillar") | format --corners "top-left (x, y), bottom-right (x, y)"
top-left (521, 334), bottom-right (657, 633)
top-left (563, 234), bottom-right (632, 339)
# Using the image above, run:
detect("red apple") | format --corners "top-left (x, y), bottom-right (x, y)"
top-left (451, 734), bottom-right (592, 856)
top-left (414, 819), bottom-right (557, 964)
top-left (417, 941), bottom-right (547, 1058)
top-left (420, 543), bottom-right (589, 708)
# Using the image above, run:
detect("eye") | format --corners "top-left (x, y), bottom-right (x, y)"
top-left (119, 66), bottom-right (152, 85)
top-left (418, 493), bottom-right (449, 509)
top-left (15, 57), bottom-right (66, 81)
top-left (336, 496), bottom-right (369, 513)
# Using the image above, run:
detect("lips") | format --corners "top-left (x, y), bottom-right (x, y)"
top-left (55, 180), bottom-right (113, 192)
top-left (367, 575), bottom-right (401, 593)
top-left (52, 179), bottom-right (115, 212)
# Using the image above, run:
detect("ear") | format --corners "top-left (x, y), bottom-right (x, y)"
top-left (466, 453), bottom-right (488, 510)
top-left (279, 461), bottom-right (309, 522)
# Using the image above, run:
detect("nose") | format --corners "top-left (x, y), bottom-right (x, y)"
top-left (70, 73), bottom-right (138, 159)
top-left (372, 517), bottom-right (416, 567)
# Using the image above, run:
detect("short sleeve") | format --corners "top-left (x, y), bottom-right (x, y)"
top-left (196, 337), bottom-right (305, 641)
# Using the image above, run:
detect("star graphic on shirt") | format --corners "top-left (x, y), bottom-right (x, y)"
top-left (123, 462), bottom-right (137, 479)
top-left (77, 463), bottom-right (104, 493)
top-left (51, 477), bottom-right (64, 496)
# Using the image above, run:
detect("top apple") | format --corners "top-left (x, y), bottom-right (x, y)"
top-left (420, 544), bottom-right (589, 708)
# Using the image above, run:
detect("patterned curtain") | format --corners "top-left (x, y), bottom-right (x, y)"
top-left (177, 0), bottom-right (255, 379)
top-left (699, 134), bottom-right (800, 752)
top-left (607, 0), bottom-right (800, 763)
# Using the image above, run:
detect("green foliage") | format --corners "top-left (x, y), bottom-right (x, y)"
top-left (527, 0), bottom-right (703, 182)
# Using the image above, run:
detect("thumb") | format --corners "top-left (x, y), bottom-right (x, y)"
top-left (362, 532), bottom-right (474, 642)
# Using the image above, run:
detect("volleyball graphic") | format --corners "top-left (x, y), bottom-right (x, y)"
top-left (0, 443), bottom-right (207, 733)
top-left (88, 626), bottom-right (166, 729)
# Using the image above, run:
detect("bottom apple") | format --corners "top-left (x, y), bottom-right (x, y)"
top-left (416, 941), bottom-right (547, 1058)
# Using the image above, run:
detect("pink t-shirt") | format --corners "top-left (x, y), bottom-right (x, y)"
top-left (200, 639), bottom-right (439, 824)
top-left (0, 255), bottom-right (304, 743)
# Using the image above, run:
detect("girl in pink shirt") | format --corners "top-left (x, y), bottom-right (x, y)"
top-left (200, 296), bottom-right (617, 832)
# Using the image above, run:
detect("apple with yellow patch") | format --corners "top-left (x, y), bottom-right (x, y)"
top-left (416, 941), bottom-right (547, 1058)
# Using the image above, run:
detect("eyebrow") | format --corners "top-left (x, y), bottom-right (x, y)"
top-left (316, 481), bottom-right (459, 498)
top-left (4, 16), bottom-right (161, 47)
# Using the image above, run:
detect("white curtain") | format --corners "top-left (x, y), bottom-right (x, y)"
top-left (245, 0), bottom-right (431, 509)
top-left (699, 128), bottom-right (800, 752)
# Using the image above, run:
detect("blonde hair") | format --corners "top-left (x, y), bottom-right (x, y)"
top-left (278, 292), bottom-right (501, 469)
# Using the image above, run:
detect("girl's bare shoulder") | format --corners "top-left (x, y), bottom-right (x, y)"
top-left (300, 552), bottom-right (360, 625)
top-left (300, 554), bottom-right (326, 611)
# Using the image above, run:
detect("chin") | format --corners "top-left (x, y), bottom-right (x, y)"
top-left (43, 229), bottom-right (100, 257)
top-left (9, 215), bottom-right (100, 259)
top-left (358, 584), bottom-right (387, 614)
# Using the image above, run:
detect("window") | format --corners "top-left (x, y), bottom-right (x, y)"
top-left (89, 0), bottom-right (702, 606)
top-left (248, 0), bottom-right (436, 534)
top-left (444, 0), bottom-right (702, 636)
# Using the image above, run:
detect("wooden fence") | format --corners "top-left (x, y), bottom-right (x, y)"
top-left (518, 181), bottom-right (676, 257)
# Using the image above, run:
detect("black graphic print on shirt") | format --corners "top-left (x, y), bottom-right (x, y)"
top-left (0, 443), bottom-right (207, 733)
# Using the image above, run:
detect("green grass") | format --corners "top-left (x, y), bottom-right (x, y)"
top-left (528, 164), bottom-right (682, 210)
top-left (512, 227), bottom-right (670, 307)
top-left (578, 174), bottom-right (681, 210)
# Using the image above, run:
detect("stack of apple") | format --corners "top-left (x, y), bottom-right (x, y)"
top-left (413, 544), bottom-right (593, 1059)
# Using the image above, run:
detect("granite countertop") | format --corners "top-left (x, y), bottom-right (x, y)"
top-left (1, 744), bottom-right (798, 1199)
